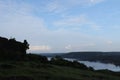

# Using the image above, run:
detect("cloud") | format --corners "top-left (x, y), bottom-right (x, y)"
top-left (1, 0), bottom-right (115, 53)
top-left (54, 15), bottom-right (86, 26)
top-left (44, 0), bottom-right (66, 13)
top-left (0, 0), bottom-right (33, 16)
top-left (76, 43), bottom-right (96, 49)
top-left (0, 0), bottom-right (46, 39)
top-left (53, 15), bottom-right (101, 30)
top-left (0, 14), bottom-right (46, 42)
top-left (90, 0), bottom-right (105, 4)
top-left (67, 0), bottom-right (105, 6)
top-left (43, 0), bottom-right (105, 13)
top-left (82, 43), bottom-right (96, 47)
top-left (107, 41), bottom-right (113, 45)
top-left (65, 45), bottom-right (72, 50)
top-left (64, 43), bottom-right (96, 52)
top-left (29, 45), bottom-right (51, 51)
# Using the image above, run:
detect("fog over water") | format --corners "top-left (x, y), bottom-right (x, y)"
top-left (64, 58), bottom-right (120, 72)
top-left (48, 57), bottom-right (120, 72)
top-left (80, 61), bottom-right (120, 72)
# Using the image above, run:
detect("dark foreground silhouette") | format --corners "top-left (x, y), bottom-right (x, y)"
top-left (0, 36), bottom-right (29, 60)
top-left (0, 36), bottom-right (120, 80)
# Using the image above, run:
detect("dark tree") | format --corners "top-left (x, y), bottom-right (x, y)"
top-left (0, 36), bottom-right (29, 61)
top-left (23, 40), bottom-right (29, 50)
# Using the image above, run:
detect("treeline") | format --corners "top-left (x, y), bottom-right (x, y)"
top-left (26, 54), bottom-right (93, 70)
top-left (0, 36), bottom-right (91, 70)
top-left (0, 36), bottom-right (29, 60)
top-left (49, 56), bottom-right (94, 70)
top-left (61, 52), bottom-right (120, 66)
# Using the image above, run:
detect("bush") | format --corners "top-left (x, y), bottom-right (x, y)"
top-left (26, 54), bottom-right (48, 63)
top-left (50, 56), bottom-right (89, 70)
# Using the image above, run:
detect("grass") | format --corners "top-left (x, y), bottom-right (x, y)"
top-left (0, 61), bottom-right (120, 80)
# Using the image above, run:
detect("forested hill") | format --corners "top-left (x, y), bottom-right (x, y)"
top-left (61, 52), bottom-right (120, 66)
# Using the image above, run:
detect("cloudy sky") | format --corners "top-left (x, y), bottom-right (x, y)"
top-left (0, 0), bottom-right (120, 53)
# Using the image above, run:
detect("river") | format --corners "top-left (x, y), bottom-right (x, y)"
top-left (65, 58), bottom-right (120, 72)
top-left (48, 57), bottom-right (120, 72)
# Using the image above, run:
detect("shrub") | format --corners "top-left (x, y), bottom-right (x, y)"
top-left (26, 54), bottom-right (48, 63)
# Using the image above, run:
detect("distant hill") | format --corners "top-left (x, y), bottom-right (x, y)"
top-left (61, 52), bottom-right (120, 66)
top-left (40, 53), bottom-right (65, 57)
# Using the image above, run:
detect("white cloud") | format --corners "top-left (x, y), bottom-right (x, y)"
top-left (0, 0), bottom-right (33, 16)
top-left (75, 43), bottom-right (96, 49)
top-left (53, 15), bottom-right (101, 30)
top-left (54, 15), bottom-right (86, 26)
top-left (29, 45), bottom-right (51, 51)
top-left (90, 0), bottom-right (105, 4)
top-left (107, 41), bottom-right (113, 45)
top-left (82, 43), bottom-right (96, 47)
top-left (64, 43), bottom-right (96, 52)
top-left (44, 0), bottom-right (66, 13)
top-left (43, 0), bottom-right (105, 13)
top-left (0, 14), bottom-right (46, 42)
top-left (67, 0), bottom-right (105, 6)
top-left (0, 0), bottom-right (46, 39)
top-left (1, 0), bottom-right (116, 53)
top-left (65, 45), bottom-right (72, 50)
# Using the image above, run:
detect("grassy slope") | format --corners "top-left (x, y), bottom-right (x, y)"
top-left (0, 61), bottom-right (120, 80)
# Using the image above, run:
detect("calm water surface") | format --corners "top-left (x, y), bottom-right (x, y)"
top-left (48, 57), bottom-right (120, 72)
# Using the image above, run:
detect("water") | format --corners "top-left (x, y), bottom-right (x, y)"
top-left (64, 58), bottom-right (120, 72)
top-left (79, 61), bottom-right (120, 72)
top-left (48, 57), bottom-right (120, 72)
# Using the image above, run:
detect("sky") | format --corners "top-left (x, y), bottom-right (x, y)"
top-left (0, 0), bottom-right (120, 53)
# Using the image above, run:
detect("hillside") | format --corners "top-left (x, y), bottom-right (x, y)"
top-left (61, 52), bottom-right (120, 65)
top-left (0, 61), bottom-right (120, 80)
top-left (0, 36), bottom-right (120, 80)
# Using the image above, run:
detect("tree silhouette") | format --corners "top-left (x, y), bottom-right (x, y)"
top-left (23, 40), bottom-right (29, 50)
top-left (0, 36), bottom-right (29, 61)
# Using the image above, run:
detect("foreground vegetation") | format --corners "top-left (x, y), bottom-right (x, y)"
top-left (0, 36), bottom-right (120, 80)
top-left (0, 60), bottom-right (120, 80)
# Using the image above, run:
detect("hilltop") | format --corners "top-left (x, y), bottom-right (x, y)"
top-left (0, 36), bottom-right (120, 80)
